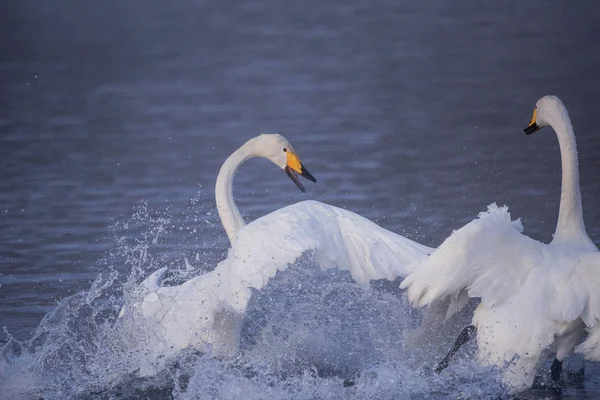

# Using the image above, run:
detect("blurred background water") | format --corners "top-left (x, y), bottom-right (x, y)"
top-left (1, 0), bottom-right (600, 398)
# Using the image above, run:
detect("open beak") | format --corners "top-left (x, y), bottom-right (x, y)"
top-left (524, 122), bottom-right (541, 135)
top-left (524, 108), bottom-right (542, 135)
top-left (285, 151), bottom-right (316, 192)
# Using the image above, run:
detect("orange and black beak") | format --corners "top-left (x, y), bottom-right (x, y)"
top-left (524, 108), bottom-right (542, 135)
top-left (284, 151), bottom-right (316, 192)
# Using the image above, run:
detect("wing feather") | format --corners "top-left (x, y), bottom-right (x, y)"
top-left (122, 200), bottom-right (435, 366)
top-left (400, 203), bottom-right (535, 308)
top-left (400, 203), bottom-right (600, 365)
top-left (224, 200), bottom-right (433, 311)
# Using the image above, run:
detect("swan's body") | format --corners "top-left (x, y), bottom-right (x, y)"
top-left (125, 200), bottom-right (433, 373)
top-left (401, 96), bottom-right (599, 392)
top-left (119, 134), bottom-right (433, 375)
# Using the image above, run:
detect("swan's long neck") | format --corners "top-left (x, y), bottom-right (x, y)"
top-left (550, 112), bottom-right (593, 248)
top-left (215, 143), bottom-right (254, 244)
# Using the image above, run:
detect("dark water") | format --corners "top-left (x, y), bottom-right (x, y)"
top-left (1, 1), bottom-right (600, 398)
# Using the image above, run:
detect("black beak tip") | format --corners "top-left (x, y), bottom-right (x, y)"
top-left (524, 123), bottom-right (540, 135)
top-left (285, 164), bottom-right (316, 192)
top-left (301, 166), bottom-right (317, 183)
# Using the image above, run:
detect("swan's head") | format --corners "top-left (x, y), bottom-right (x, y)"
top-left (524, 95), bottom-right (568, 135)
top-left (251, 134), bottom-right (316, 192)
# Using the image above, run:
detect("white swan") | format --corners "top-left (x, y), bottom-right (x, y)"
top-left (400, 95), bottom-right (599, 393)
top-left (119, 134), bottom-right (433, 375)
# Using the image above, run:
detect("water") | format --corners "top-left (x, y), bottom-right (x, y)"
top-left (1, 0), bottom-right (600, 398)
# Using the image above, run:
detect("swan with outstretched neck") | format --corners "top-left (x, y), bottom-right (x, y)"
top-left (524, 98), bottom-right (596, 251)
top-left (401, 95), bottom-right (600, 393)
top-left (120, 133), bottom-right (434, 376)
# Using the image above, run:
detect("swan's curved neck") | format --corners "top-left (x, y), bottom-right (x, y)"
top-left (550, 113), bottom-right (592, 248)
top-left (215, 143), bottom-right (254, 244)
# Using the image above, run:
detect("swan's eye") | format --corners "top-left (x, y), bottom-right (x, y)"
top-left (283, 147), bottom-right (287, 152)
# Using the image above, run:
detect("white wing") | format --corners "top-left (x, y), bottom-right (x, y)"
top-left (400, 203), bottom-right (531, 308)
top-left (223, 200), bottom-right (433, 312)
top-left (401, 203), bottom-right (600, 324)
top-left (400, 203), bottom-right (600, 374)
top-left (120, 199), bottom-right (434, 372)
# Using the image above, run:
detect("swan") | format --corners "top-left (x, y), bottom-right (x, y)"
top-left (400, 95), bottom-right (599, 393)
top-left (118, 133), bottom-right (434, 375)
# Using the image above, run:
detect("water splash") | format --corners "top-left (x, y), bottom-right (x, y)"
top-left (0, 198), bottom-right (508, 399)
top-left (0, 201), bottom-right (180, 398)
top-left (172, 262), bottom-right (506, 400)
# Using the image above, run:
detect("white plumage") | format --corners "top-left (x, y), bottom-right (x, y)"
top-left (401, 96), bottom-right (599, 392)
top-left (118, 134), bottom-right (433, 375)
top-left (128, 201), bottom-right (432, 360)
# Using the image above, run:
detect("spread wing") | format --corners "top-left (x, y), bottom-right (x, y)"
top-left (223, 200), bottom-right (433, 312)
top-left (400, 203), bottom-right (535, 308)
top-left (400, 203), bottom-right (600, 351)
top-left (122, 200), bottom-right (434, 364)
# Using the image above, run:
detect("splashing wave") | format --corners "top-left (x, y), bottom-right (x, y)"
top-left (0, 200), bottom-right (507, 399)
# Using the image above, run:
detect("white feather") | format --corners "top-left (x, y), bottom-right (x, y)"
top-left (401, 96), bottom-right (599, 393)
top-left (401, 204), bottom-right (599, 392)
top-left (121, 200), bottom-right (434, 375)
